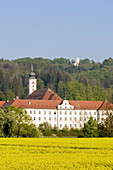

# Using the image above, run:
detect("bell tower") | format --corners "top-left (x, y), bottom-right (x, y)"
top-left (28, 64), bottom-right (37, 95)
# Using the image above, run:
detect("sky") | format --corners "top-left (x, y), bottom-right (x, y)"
top-left (0, 0), bottom-right (113, 62)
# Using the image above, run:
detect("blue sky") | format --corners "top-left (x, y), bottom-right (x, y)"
top-left (0, 0), bottom-right (113, 62)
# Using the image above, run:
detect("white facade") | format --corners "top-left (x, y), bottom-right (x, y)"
top-left (26, 100), bottom-right (100, 129)
top-left (27, 108), bottom-right (57, 128)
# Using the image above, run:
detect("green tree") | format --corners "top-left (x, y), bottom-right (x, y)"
top-left (5, 89), bottom-right (15, 101)
top-left (83, 117), bottom-right (99, 137)
top-left (99, 110), bottom-right (113, 137)
top-left (37, 78), bottom-right (45, 89)
top-left (38, 122), bottom-right (52, 136)
top-left (93, 86), bottom-right (105, 101)
top-left (0, 109), bottom-right (5, 137)
top-left (19, 123), bottom-right (42, 137)
top-left (66, 80), bottom-right (86, 100)
top-left (0, 91), bottom-right (5, 101)
top-left (85, 84), bottom-right (94, 101)
top-left (57, 81), bottom-right (66, 99)
top-left (3, 106), bottom-right (32, 137)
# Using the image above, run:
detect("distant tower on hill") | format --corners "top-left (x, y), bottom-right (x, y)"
top-left (28, 64), bottom-right (37, 95)
top-left (73, 58), bottom-right (79, 66)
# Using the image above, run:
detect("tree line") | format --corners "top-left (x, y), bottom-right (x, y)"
top-left (0, 57), bottom-right (113, 102)
top-left (0, 106), bottom-right (113, 138)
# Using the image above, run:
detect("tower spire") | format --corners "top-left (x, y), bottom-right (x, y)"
top-left (28, 64), bottom-right (37, 95)
top-left (31, 64), bottom-right (33, 72)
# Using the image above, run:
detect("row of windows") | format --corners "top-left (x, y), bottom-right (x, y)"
top-left (59, 111), bottom-right (96, 115)
top-left (36, 124), bottom-right (82, 128)
top-left (30, 110), bottom-right (97, 115)
top-left (59, 106), bottom-right (73, 109)
top-left (33, 117), bottom-right (94, 121)
top-left (30, 111), bottom-right (56, 115)
top-left (33, 117), bottom-right (57, 121)
top-left (59, 117), bottom-right (91, 121)
top-left (59, 124), bottom-right (83, 128)
top-left (60, 111), bottom-right (72, 115)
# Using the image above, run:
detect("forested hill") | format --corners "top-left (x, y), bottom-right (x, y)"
top-left (0, 57), bottom-right (113, 102)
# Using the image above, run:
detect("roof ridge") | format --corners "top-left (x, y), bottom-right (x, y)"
top-left (97, 100), bottom-right (107, 110)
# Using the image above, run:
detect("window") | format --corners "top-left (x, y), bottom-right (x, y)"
top-left (94, 112), bottom-right (96, 115)
top-left (54, 124), bottom-right (56, 127)
top-left (39, 111), bottom-right (41, 114)
top-left (54, 117), bottom-right (56, 121)
top-left (44, 111), bottom-right (46, 114)
top-left (49, 111), bottom-right (51, 114)
top-left (34, 111), bottom-right (36, 114)
top-left (60, 117), bottom-right (62, 121)
top-left (70, 117), bottom-right (72, 121)
top-left (75, 117), bottom-right (77, 121)
top-left (60, 111), bottom-right (62, 115)
top-left (34, 117), bottom-right (36, 120)
top-left (80, 117), bottom-right (82, 121)
top-left (89, 112), bottom-right (91, 115)
top-left (65, 111), bottom-right (67, 115)
top-left (79, 111), bottom-right (82, 115)
top-left (39, 117), bottom-right (41, 121)
top-left (70, 111), bottom-right (72, 115)
top-left (49, 117), bottom-right (51, 121)
top-left (60, 124), bottom-right (62, 127)
top-left (84, 111), bottom-right (87, 115)
top-left (80, 124), bottom-right (82, 127)
top-left (65, 124), bottom-right (67, 127)
top-left (75, 124), bottom-right (76, 128)
top-left (75, 111), bottom-right (77, 115)
top-left (54, 111), bottom-right (56, 115)
top-left (85, 118), bottom-right (87, 121)
top-left (65, 117), bottom-right (67, 121)
top-left (44, 117), bottom-right (46, 121)
top-left (30, 110), bottom-right (32, 114)
top-left (70, 124), bottom-right (72, 128)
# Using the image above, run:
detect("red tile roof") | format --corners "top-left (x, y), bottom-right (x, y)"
top-left (69, 101), bottom-right (104, 110)
top-left (98, 100), bottom-right (113, 110)
top-left (0, 101), bottom-right (6, 108)
top-left (26, 88), bottom-right (62, 100)
top-left (2, 98), bottom-right (63, 109)
top-left (2, 99), bottom-right (113, 110)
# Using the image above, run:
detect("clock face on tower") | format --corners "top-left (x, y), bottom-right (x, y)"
top-left (32, 81), bottom-right (35, 85)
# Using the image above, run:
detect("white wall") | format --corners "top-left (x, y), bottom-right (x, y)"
top-left (26, 108), bottom-right (98, 129)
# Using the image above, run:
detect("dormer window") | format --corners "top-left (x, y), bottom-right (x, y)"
top-left (28, 102), bottom-right (31, 105)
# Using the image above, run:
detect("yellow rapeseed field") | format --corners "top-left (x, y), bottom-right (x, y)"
top-left (0, 138), bottom-right (113, 169)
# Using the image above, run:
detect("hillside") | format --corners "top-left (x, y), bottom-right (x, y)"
top-left (0, 57), bottom-right (113, 102)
